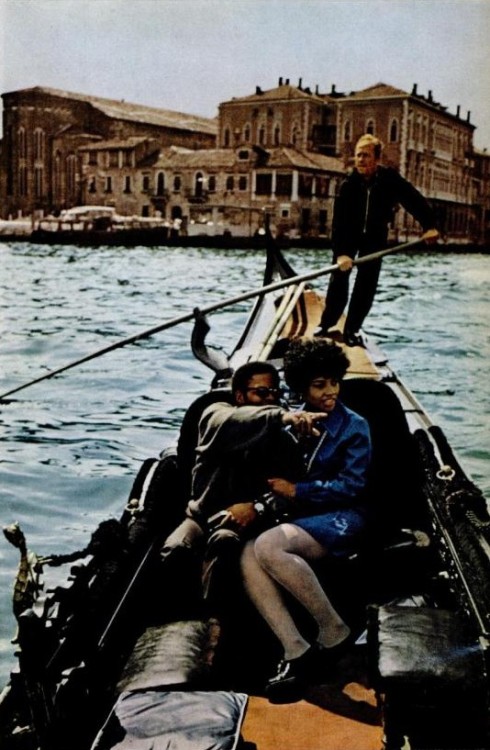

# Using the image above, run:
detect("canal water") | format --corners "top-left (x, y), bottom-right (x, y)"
top-left (0, 241), bottom-right (489, 685)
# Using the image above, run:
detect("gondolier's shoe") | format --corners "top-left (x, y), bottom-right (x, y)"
top-left (313, 327), bottom-right (343, 342)
top-left (343, 330), bottom-right (364, 347)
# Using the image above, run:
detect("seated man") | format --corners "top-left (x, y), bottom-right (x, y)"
top-left (161, 361), bottom-right (323, 606)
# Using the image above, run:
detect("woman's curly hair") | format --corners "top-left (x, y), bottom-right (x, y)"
top-left (283, 337), bottom-right (350, 395)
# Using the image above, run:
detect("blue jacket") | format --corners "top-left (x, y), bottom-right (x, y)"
top-left (293, 401), bottom-right (371, 555)
top-left (295, 400), bottom-right (371, 511)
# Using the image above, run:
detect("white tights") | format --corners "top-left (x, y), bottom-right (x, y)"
top-left (240, 524), bottom-right (350, 660)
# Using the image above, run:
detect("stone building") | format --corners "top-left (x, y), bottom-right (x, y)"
top-left (0, 86), bottom-right (217, 218)
top-left (219, 78), bottom-right (482, 243)
top-left (143, 145), bottom-right (344, 237)
top-left (78, 141), bottom-right (344, 238)
top-left (218, 78), bottom-right (336, 154)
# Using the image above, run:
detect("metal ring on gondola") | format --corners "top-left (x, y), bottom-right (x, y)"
top-left (436, 465), bottom-right (456, 481)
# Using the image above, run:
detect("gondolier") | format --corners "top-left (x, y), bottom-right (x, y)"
top-left (317, 133), bottom-right (439, 346)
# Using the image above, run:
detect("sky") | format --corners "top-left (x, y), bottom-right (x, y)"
top-left (0, 0), bottom-right (489, 149)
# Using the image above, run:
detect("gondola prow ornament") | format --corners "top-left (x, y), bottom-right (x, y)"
top-left (3, 523), bottom-right (43, 622)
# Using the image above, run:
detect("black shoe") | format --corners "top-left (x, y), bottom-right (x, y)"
top-left (265, 643), bottom-right (330, 703)
top-left (313, 327), bottom-right (343, 342)
top-left (343, 330), bottom-right (364, 347)
top-left (313, 326), bottom-right (329, 338)
top-left (265, 646), bottom-right (316, 703)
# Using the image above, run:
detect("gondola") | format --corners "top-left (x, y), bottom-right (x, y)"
top-left (1, 236), bottom-right (489, 750)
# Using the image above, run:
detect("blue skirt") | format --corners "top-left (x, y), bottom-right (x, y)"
top-left (293, 509), bottom-right (366, 558)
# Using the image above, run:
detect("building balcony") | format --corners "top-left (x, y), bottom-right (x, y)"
top-left (186, 190), bottom-right (209, 204)
top-left (149, 190), bottom-right (170, 204)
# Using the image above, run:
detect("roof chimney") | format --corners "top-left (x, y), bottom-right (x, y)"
top-left (428, 90), bottom-right (433, 102)
top-left (285, 78), bottom-right (290, 85)
top-left (298, 77), bottom-right (303, 90)
top-left (467, 111), bottom-right (471, 122)
top-left (255, 86), bottom-right (263, 95)
top-left (456, 104), bottom-right (461, 117)
top-left (278, 77), bottom-right (283, 86)
top-left (331, 84), bottom-right (336, 95)
top-left (315, 84), bottom-right (319, 95)
top-left (411, 83), bottom-right (418, 95)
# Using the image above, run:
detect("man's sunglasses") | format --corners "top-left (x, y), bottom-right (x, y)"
top-left (246, 387), bottom-right (281, 398)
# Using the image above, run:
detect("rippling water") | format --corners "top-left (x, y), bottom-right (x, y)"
top-left (1, 241), bottom-right (489, 684)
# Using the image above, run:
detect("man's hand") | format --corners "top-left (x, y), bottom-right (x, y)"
top-left (422, 228), bottom-right (439, 244)
top-left (282, 410), bottom-right (325, 436)
top-left (267, 477), bottom-right (296, 499)
top-left (225, 502), bottom-right (257, 529)
top-left (337, 254), bottom-right (354, 271)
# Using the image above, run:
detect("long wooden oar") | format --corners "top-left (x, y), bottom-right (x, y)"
top-left (0, 236), bottom-right (426, 400)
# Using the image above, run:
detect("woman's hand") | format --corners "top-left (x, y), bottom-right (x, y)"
top-left (267, 477), bottom-right (296, 499)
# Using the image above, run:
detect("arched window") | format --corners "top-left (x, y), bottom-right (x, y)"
top-left (366, 119), bottom-right (375, 135)
top-left (223, 128), bottom-right (230, 147)
top-left (195, 172), bottom-right (204, 196)
top-left (18, 165), bottom-right (28, 196)
top-left (173, 175), bottom-right (181, 192)
top-left (208, 175), bottom-right (216, 192)
top-left (53, 151), bottom-right (62, 200)
top-left (34, 128), bottom-right (45, 160)
top-left (244, 125), bottom-right (251, 142)
top-left (18, 127), bottom-right (26, 158)
top-left (226, 176), bottom-right (234, 191)
top-left (389, 119), bottom-right (399, 142)
top-left (258, 126), bottom-right (265, 145)
top-left (291, 125), bottom-right (300, 146)
top-left (344, 120), bottom-right (352, 142)
top-left (156, 172), bottom-right (165, 195)
top-left (274, 126), bottom-right (281, 146)
top-left (34, 166), bottom-right (44, 198)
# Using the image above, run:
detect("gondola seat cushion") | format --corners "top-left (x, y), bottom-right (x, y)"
top-left (116, 619), bottom-right (220, 693)
top-left (368, 605), bottom-right (485, 691)
top-left (368, 605), bottom-right (487, 748)
top-left (91, 689), bottom-right (248, 750)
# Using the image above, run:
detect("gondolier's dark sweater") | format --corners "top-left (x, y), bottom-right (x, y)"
top-left (187, 401), bottom-right (302, 526)
top-left (332, 166), bottom-right (436, 255)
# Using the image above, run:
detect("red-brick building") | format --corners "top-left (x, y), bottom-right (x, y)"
top-left (0, 86), bottom-right (217, 217)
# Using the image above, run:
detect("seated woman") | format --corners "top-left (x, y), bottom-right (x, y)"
top-left (240, 338), bottom-right (372, 702)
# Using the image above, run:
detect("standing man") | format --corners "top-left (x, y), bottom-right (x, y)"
top-left (317, 134), bottom-right (439, 346)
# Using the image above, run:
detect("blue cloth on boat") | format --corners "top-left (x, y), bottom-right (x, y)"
top-left (91, 690), bottom-right (248, 750)
top-left (293, 400), bottom-right (371, 557)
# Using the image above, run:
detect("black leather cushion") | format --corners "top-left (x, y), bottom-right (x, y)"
top-left (369, 605), bottom-right (485, 692)
top-left (116, 619), bottom-right (220, 693)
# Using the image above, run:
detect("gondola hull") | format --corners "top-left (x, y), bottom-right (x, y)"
top-left (1, 239), bottom-right (489, 750)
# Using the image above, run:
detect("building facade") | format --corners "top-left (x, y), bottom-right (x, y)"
top-left (77, 141), bottom-right (344, 238)
top-left (1, 81), bottom-right (489, 245)
top-left (0, 86), bottom-right (217, 218)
